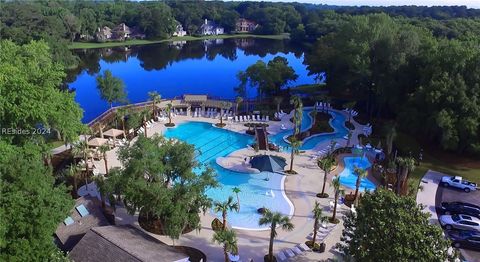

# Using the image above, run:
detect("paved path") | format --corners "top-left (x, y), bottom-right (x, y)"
top-left (416, 170), bottom-right (442, 225)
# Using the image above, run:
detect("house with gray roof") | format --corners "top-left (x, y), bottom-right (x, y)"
top-left (55, 196), bottom-right (110, 251)
top-left (68, 225), bottom-right (190, 262)
top-left (199, 19), bottom-right (224, 35)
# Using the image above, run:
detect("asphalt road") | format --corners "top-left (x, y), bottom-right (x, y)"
top-left (437, 185), bottom-right (480, 262)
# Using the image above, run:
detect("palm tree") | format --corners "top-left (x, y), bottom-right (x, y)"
top-left (98, 144), bottom-right (110, 176)
top-left (346, 130), bottom-right (353, 147)
top-left (234, 96), bottom-right (243, 116)
top-left (290, 95), bottom-right (303, 136)
top-left (212, 229), bottom-right (239, 262)
top-left (116, 106), bottom-right (129, 136)
top-left (353, 167), bottom-right (367, 204)
top-left (140, 109), bottom-right (150, 137)
top-left (94, 175), bottom-right (107, 209)
top-left (166, 102), bottom-right (173, 126)
top-left (66, 164), bottom-right (80, 197)
top-left (259, 209), bottom-right (294, 262)
top-left (383, 122), bottom-right (397, 160)
top-left (311, 201), bottom-right (328, 246)
top-left (148, 91), bottom-right (161, 118)
top-left (213, 196), bottom-right (239, 230)
top-left (288, 137), bottom-right (302, 173)
top-left (218, 101), bottom-right (232, 127)
top-left (96, 70), bottom-right (127, 108)
top-left (232, 187), bottom-right (241, 211)
top-left (72, 140), bottom-right (91, 190)
top-left (331, 176), bottom-right (344, 223)
top-left (343, 101), bottom-right (357, 122)
top-left (396, 157), bottom-right (416, 195)
top-left (317, 154), bottom-right (335, 197)
top-left (273, 96), bottom-right (283, 115)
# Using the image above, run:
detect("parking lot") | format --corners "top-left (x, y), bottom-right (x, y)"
top-left (437, 184), bottom-right (480, 261)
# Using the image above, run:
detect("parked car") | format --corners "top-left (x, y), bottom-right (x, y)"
top-left (439, 214), bottom-right (480, 232)
top-left (441, 176), bottom-right (478, 192)
top-left (441, 202), bottom-right (480, 218)
top-left (446, 230), bottom-right (480, 251)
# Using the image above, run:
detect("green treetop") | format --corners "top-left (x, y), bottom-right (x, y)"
top-left (0, 142), bottom-right (73, 261)
top-left (339, 189), bottom-right (450, 261)
top-left (0, 40), bottom-right (84, 145)
top-left (96, 69), bottom-right (127, 108)
top-left (103, 135), bottom-right (218, 240)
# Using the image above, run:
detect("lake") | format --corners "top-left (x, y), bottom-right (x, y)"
top-left (67, 38), bottom-right (316, 123)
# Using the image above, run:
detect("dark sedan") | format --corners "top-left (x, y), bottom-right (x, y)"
top-left (441, 202), bottom-right (480, 218)
top-left (447, 230), bottom-right (480, 251)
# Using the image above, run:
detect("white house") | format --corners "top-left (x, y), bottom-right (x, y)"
top-left (173, 22), bottom-right (187, 37)
top-left (199, 19), bottom-right (224, 35)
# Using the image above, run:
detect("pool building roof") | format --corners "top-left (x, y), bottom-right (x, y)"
top-left (55, 196), bottom-right (110, 251)
top-left (68, 225), bottom-right (190, 262)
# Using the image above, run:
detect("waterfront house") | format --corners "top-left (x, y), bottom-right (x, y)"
top-left (68, 225), bottom-right (191, 262)
top-left (95, 26), bottom-right (113, 42)
top-left (112, 23), bottom-right (131, 40)
top-left (200, 19), bottom-right (224, 35)
top-left (95, 23), bottom-right (145, 42)
top-left (173, 21), bottom-right (187, 37)
top-left (235, 18), bottom-right (258, 32)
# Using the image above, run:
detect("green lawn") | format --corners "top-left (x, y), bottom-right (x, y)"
top-left (394, 132), bottom-right (480, 190)
top-left (69, 33), bottom-right (289, 49)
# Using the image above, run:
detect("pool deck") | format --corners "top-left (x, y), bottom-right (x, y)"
top-left (85, 109), bottom-right (370, 261)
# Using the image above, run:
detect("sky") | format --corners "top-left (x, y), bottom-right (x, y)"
top-left (240, 0), bottom-right (480, 8)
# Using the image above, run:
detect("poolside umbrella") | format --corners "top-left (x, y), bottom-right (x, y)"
top-left (250, 155), bottom-right (287, 173)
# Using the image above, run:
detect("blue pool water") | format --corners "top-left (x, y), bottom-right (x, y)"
top-left (164, 121), bottom-right (292, 230)
top-left (338, 156), bottom-right (376, 192)
top-left (269, 109), bottom-right (349, 150)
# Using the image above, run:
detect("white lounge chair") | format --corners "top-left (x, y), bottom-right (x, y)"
top-left (266, 116), bottom-right (269, 121)
top-left (276, 251), bottom-right (287, 261)
top-left (284, 248), bottom-right (295, 258)
top-left (280, 124), bottom-right (287, 130)
top-left (292, 246), bottom-right (302, 255)
top-left (297, 243), bottom-right (311, 252)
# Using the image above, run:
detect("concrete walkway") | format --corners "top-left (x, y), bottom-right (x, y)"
top-left (416, 170), bottom-right (442, 225)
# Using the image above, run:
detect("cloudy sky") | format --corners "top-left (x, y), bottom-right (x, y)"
top-left (240, 0), bottom-right (480, 8)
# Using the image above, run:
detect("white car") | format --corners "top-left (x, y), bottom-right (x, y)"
top-left (439, 214), bottom-right (480, 232)
top-left (441, 176), bottom-right (477, 192)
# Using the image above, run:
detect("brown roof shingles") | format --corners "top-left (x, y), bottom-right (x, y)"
top-left (68, 225), bottom-right (190, 262)
top-left (55, 196), bottom-right (110, 251)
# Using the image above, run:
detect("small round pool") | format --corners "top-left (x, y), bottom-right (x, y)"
top-left (338, 156), bottom-right (376, 192)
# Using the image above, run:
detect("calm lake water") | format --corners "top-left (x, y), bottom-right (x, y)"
top-left (68, 38), bottom-right (316, 122)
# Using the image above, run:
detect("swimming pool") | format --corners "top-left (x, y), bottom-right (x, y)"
top-left (338, 156), bottom-right (376, 192)
top-left (269, 108), bottom-right (349, 150)
top-left (164, 121), bottom-right (293, 230)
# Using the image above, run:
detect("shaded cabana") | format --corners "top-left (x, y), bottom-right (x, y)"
top-left (103, 128), bottom-right (124, 139)
top-left (87, 137), bottom-right (108, 148)
top-left (250, 155), bottom-right (287, 173)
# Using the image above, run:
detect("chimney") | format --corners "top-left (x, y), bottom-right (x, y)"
top-left (205, 19), bottom-right (208, 25)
